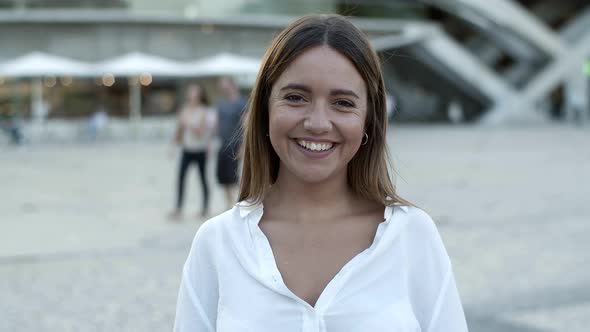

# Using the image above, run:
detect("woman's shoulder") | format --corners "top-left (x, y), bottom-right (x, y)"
top-left (176, 107), bottom-right (188, 119)
top-left (187, 205), bottom-right (259, 267)
top-left (393, 205), bottom-right (446, 248)
top-left (196, 206), bottom-right (241, 234)
top-left (394, 205), bottom-right (451, 265)
top-left (394, 205), bottom-right (436, 231)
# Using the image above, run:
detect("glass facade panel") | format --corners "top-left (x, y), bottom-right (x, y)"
top-left (0, 0), bottom-right (340, 17)
top-left (0, 0), bottom-right (127, 10)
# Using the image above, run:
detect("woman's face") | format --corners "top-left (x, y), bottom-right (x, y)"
top-left (186, 85), bottom-right (202, 104)
top-left (268, 45), bottom-right (368, 185)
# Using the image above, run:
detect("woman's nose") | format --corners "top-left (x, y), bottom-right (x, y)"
top-left (303, 102), bottom-right (332, 133)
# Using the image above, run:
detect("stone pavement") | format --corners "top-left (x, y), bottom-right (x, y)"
top-left (1, 123), bottom-right (589, 331)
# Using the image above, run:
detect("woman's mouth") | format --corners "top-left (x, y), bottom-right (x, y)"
top-left (295, 139), bottom-right (335, 152)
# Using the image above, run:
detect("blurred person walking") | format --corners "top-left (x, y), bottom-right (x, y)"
top-left (169, 83), bottom-right (216, 221)
top-left (0, 107), bottom-right (24, 145)
top-left (31, 97), bottom-right (50, 136)
top-left (87, 106), bottom-right (109, 141)
top-left (215, 77), bottom-right (247, 209)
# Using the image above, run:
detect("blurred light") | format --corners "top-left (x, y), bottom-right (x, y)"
top-left (584, 62), bottom-right (590, 77)
top-left (95, 77), bottom-right (103, 86)
top-left (128, 76), bottom-right (139, 85)
top-left (60, 76), bottom-right (73, 86)
top-left (44, 76), bottom-right (57, 88)
top-left (139, 72), bottom-right (152, 86)
top-left (201, 24), bottom-right (215, 34)
top-left (102, 73), bottom-right (115, 87)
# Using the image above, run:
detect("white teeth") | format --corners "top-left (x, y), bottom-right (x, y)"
top-left (297, 140), bottom-right (334, 152)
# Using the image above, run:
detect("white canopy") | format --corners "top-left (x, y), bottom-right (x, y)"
top-left (96, 52), bottom-right (183, 77)
top-left (0, 51), bottom-right (93, 77)
top-left (183, 52), bottom-right (261, 77)
top-left (0, 51), bottom-right (261, 134)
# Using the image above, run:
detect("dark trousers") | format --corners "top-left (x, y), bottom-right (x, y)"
top-left (176, 150), bottom-right (209, 213)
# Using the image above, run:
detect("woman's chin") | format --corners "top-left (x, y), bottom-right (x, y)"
top-left (292, 169), bottom-right (339, 185)
top-left (277, 161), bottom-right (346, 186)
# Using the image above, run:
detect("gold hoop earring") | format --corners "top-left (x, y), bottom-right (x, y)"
top-left (361, 132), bottom-right (368, 146)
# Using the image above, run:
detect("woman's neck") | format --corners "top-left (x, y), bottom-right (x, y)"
top-left (265, 168), bottom-right (357, 224)
top-left (186, 102), bottom-right (203, 109)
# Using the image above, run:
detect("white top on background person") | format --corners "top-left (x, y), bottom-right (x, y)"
top-left (180, 106), bottom-right (216, 152)
top-left (174, 84), bottom-right (217, 152)
top-left (174, 14), bottom-right (468, 332)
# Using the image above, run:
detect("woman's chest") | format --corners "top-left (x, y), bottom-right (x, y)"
top-left (261, 219), bottom-right (380, 307)
top-left (217, 222), bottom-right (421, 331)
top-left (181, 108), bottom-right (212, 126)
top-left (217, 268), bottom-right (421, 332)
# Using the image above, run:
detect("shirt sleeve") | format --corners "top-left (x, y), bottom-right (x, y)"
top-left (406, 209), bottom-right (469, 332)
top-left (426, 267), bottom-right (469, 332)
top-left (174, 222), bottom-right (219, 332)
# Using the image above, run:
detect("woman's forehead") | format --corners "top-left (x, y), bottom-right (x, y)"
top-left (272, 45), bottom-right (366, 97)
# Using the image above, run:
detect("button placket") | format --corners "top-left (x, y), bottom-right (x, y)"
top-left (301, 308), bottom-right (321, 332)
top-left (318, 311), bottom-right (327, 332)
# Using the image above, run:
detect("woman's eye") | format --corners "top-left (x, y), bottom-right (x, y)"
top-left (335, 99), bottom-right (354, 108)
top-left (284, 94), bottom-right (304, 102)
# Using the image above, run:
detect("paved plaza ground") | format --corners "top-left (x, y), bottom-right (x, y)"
top-left (1, 123), bottom-right (589, 331)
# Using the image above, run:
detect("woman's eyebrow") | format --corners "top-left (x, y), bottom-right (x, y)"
top-left (280, 84), bottom-right (359, 99)
top-left (279, 83), bottom-right (311, 93)
top-left (330, 89), bottom-right (359, 99)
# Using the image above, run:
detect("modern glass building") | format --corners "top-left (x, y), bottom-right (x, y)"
top-left (0, 0), bottom-right (588, 126)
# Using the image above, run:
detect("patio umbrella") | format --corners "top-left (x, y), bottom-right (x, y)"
top-left (182, 52), bottom-right (261, 77)
top-left (0, 52), bottom-right (93, 121)
top-left (96, 52), bottom-right (184, 123)
top-left (0, 51), bottom-right (93, 77)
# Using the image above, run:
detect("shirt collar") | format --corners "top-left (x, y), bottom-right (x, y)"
top-left (396, 205), bottom-right (409, 213)
top-left (386, 196), bottom-right (409, 214)
top-left (237, 199), bottom-right (408, 221)
top-left (236, 200), bottom-right (263, 219)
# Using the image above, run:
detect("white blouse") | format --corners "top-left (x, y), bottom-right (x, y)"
top-left (174, 202), bottom-right (469, 332)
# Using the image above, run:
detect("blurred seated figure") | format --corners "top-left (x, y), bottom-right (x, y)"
top-left (88, 107), bottom-right (109, 141)
top-left (0, 107), bottom-right (24, 145)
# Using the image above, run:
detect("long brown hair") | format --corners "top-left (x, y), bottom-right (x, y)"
top-left (238, 14), bottom-right (411, 208)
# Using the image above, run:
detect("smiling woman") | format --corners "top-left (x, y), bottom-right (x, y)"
top-left (267, 45), bottom-right (368, 184)
top-left (239, 14), bottom-right (400, 205)
top-left (174, 14), bottom-right (469, 332)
